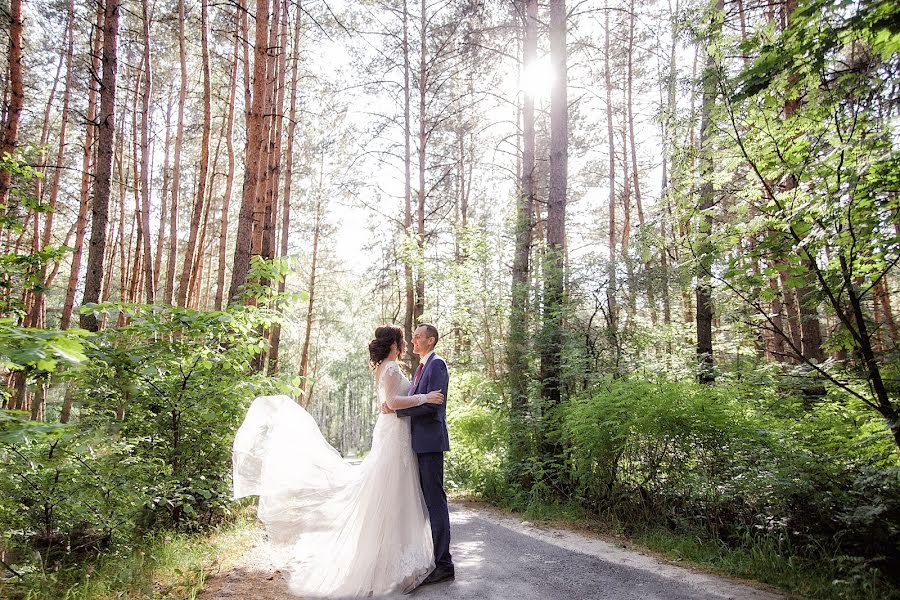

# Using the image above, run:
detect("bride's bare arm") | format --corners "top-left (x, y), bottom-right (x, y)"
top-left (382, 366), bottom-right (444, 410)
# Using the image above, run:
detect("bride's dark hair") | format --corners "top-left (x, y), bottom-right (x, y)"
top-left (368, 325), bottom-right (404, 368)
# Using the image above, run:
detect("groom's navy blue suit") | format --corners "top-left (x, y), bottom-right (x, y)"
top-left (396, 353), bottom-right (453, 571)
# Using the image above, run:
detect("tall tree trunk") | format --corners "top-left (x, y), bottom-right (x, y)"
top-left (299, 200), bottom-right (322, 405)
top-left (138, 0), bottom-right (155, 302)
top-left (778, 0), bottom-right (825, 365)
top-left (621, 117), bottom-right (636, 323)
top-left (30, 379), bottom-right (46, 422)
top-left (230, 0), bottom-right (271, 302)
top-left (509, 0), bottom-right (537, 473)
top-left (540, 0), bottom-right (567, 411)
top-left (626, 0), bottom-right (656, 325)
top-left (248, 0), bottom-right (284, 371)
top-left (129, 67), bottom-right (142, 302)
top-left (80, 0), bottom-right (121, 332)
top-left (60, 383), bottom-right (75, 423)
top-left (658, 0), bottom-right (679, 330)
top-left (268, 0), bottom-right (301, 374)
top-left (187, 165), bottom-right (215, 307)
top-left (694, 0), bottom-right (723, 383)
top-left (402, 0), bottom-right (415, 367)
top-left (60, 2), bottom-right (101, 329)
top-left (154, 94), bottom-right (173, 291)
top-left (797, 267), bottom-right (825, 363)
top-left (27, 0), bottom-right (76, 328)
top-left (216, 7), bottom-right (241, 311)
top-left (116, 78), bottom-right (131, 309)
top-left (177, 0), bottom-right (212, 306)
top-left (0, 0), bottom-right (23, 208)
top-left (874, 277), bottom-right (898, 348)
top-left (413, 0), bottom-right (427, 360)
top-left (166, 0), bottom-right (188, 305)
top-left (603, 10), bottom-right (618, 339)
top-left (767, 274), bottom-right (788, 361)
top-left (681, 44), bottom-right (699, 326)
top-left (261, 0), bottom-right (286, 267)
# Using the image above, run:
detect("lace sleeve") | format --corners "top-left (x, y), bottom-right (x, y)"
top-left (382, 363), bottom-right (428, 410)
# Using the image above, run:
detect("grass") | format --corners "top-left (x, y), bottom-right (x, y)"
top-left (635, 527), bottom-right (896, 600)
top-left (454, 494), bottom-right (899, 600)
top-left (3, 506), bottom-right (259, 600)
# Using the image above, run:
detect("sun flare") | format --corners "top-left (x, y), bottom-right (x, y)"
top-left (519, 56), bottom-right (555, 100)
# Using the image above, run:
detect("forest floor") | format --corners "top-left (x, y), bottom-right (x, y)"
top-left (198, 500), bottom-right (783, 600)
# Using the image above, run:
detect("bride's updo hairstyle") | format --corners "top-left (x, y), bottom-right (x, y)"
top-left (368, 325), bottom-right (404, 368)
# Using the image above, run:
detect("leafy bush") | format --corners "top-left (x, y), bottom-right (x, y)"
top-left (446, 371), bottom-right (507, 499)
top-left (73, 304), bottom-right (279, 529)
top-left (0, 300), bottom-right (299, 595)
top-left (446, 373), bottom-right (900, 594)
top-left (557, 378), bottom-right (900, 583)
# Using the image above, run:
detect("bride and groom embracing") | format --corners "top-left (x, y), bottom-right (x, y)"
top-left (232, 323), bottom-right (456, 597)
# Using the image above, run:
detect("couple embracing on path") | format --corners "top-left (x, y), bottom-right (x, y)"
top-left (232, 323), bottom-right (455, 597)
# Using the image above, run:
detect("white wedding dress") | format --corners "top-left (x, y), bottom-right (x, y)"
top-left (232, 360), bottom-right (434, 598)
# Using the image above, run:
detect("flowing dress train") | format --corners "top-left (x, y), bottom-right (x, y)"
top-left (232, 360), bottom-right (434, 597)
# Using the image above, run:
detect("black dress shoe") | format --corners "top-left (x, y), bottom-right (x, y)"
top-left (421, 566), bottom-right (455, 585)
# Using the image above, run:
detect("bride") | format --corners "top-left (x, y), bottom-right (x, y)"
top-left (231, 324), bottom-right (445, 597)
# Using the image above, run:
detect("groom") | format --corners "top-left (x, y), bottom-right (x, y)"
top-left (396, 324), bottom-right (455, 585)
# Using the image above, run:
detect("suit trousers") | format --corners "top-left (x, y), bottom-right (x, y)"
top-left (417, 451), bottom-right (453, 570)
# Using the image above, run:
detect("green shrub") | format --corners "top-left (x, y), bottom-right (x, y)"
top-left (558, 378), bottom-right (900, 581)
top-left (0, 300), bottom-right (300, 594)
top-left (73, 302), bottom-right (295, 530)
top-left (446, 371), bottom-right (507, 499)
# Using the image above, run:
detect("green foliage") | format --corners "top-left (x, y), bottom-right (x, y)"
top-left (464, 376), bottom-right (900, 597)
top-left (636, 526), bottom-right (898, 599)
top-left (694, 0), bottom-right (900, 450)
top-left (0, 505), bottom-right (258, 600)
top-left (0, 299), bottom-right (300, 595)
top-left (73, 302), bottom-right (294, 529)
top-left (0, 320), bottom-right (90, 398)
top-left (564, 378), bottom-right (900, 566)
top-left (446, 371), bottom-right (507, 498)
top-left (0, 150), bottom-right (70, 320)
top-left (734, 0), bottom-right (900, 100)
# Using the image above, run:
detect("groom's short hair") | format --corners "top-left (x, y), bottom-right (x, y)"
top-left (421, 323), bottom-right (439, 346)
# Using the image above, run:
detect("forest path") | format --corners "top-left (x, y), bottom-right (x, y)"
top-left (199, 502), bottom-right (783, 600)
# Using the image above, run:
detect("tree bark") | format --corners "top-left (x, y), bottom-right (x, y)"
top-left (59, 2), bottom-right (100, 329)
top-left (260, 0), bottom-right (286, 268)
top-left (540, 0), bottom-right (567, 409)
top-left (626, 0), bottom-right (656, 325)
top-left (413, 0), bottom-right (427, 362)
top-left (874, 277), bottom-right (898, 348)
top-left (0, 0), bottom-right (23, 208)
top-left (508, 0), bottom-right (537, 471)
top-left (165, 0), bottom-right (188, 305)
top-left (603, 10), bottom-right (618, 338)
top-left (268, 0), bottom-right (301, 374)
top-left (402, 0), bottom-right (416, 368)
top-left (154, 94), bottom-right (173, 292)
top-left (658, 0), bottom-right (679, 330)
top-left (216, 7), bottom-right (241, 310)
top-left (26, 0), bottom-right (76, 328)
top-left (80, 0), bottom-right (121, 332)
top-left (767, 274), bottom-right (788, 361)
top-left (299, 199), bottom-right (322, 404)
top-left (177, 0), bottom-right (212, 306)
top-left (694, 0), bottom-right (723, 383)
top-left (230, 0), bottom-right (271, 302)
top-left (139, 0), bottom-right (155, 302)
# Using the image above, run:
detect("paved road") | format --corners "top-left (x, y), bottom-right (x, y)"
top-left (200, 503), bottom-right (782, 600)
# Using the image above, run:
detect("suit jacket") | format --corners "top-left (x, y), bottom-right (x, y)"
top-left (395, 353), bottom-right (450, 453)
